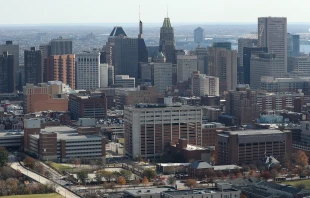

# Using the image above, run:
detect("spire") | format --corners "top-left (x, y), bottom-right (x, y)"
top-left (162, 18), bottom-right (172, 28)
top-left (138, 5), bottom-right (143, 38)
top-left (167, 4), bottom-right (168, 18)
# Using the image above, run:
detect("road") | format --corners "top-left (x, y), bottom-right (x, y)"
top-left (10, 161), bottom-right (80, 198)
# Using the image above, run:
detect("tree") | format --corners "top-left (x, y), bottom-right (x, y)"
top-left (296, 150), bottom-right (309, 168)
top-left (117, 176), bottom-right (126, 187)
top-left (112, 171), bottom-right (121, 180)
top-left (184, 179), bottom-right (198, 188)
top-left (120, 169), bottom-right (132, 180)
top-left (101, 170), bottom-right (113, 182)
top-left (166, 175), bottom-right (176, 186)
top-left (72, 158), bottom-right (81, 167)
top-left (95, 172), bottom-right (103, 183)
top-left (23, 157), bottom-right (35, 169)
top-left (77, 171), bottom-right (88, 184)
top-left (34, 163), bottom-right (45, 174)
top-left (142, 168), bottom-right (157, 180)
top-left (260, 171), bottom-right (271, 180)
top-left (142, 176), bottom-right (149, 187)
top-left (0, 147), bottom-right (8, 167)
top-left (271, 169), bottom-right (278, 180)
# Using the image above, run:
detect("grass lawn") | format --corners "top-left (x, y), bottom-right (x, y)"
top-left (282, 179), bottom-right (310, 189)
top-left (47, 162), bottom-right (72, 173)
top-left (1, 193), bottom-right (63, 198)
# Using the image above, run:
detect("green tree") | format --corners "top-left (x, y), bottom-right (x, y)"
top-left (101, 170), bottom-right (113, 182)
top-left (166, 175), bottom-right (176, 186)
top-left (95, 171), bottom-right (103, 183)
top-left (120, 169), bottom-right (132, 180)
top-left (0, 147), bottom-right (8, 167)
top-left (142, 168), bottom-right (157, 180)
top-left (77, 171), bottom-right (88, 184)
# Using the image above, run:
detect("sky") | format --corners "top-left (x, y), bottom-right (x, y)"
top-left (0, 0), bottom-right (309, 25)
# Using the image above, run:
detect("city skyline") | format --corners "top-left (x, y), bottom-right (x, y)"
top-left (0, 0), bottom-right (309, 25)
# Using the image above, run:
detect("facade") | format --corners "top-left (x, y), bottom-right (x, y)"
top-left (195, 47), bottom-right (208, 74)
top-left (108, 65), bottom-right (114, 86)
top-left (23, 82), bottom-right (69, 113)
top-left (76, 51), bottom-right (100, 90)
top-left (49, 37), bottom-right (73, 56)
top-left (287, 33), bottom-right (300, 57)
top-left (191, 71), bottom-right (219, 97)
top-left (24, 47), bottom-right (42, 85)
top-left (0, 131), bottom-right (23, 149)
top-left (250, 53), bottom-right (285, 89)
top-left (100, 64), bottom-right (109, 88)
top-left (124, 104), bottom-right (202, 159)
top-left (237, 38), bottom-right (257, 67)
top-left (115, 75), bottom-right (135, 88)
top-left (0, 41), bottom-right (19, 85)
top-left (0, 52), bottom-right (15, 93)
top-left (194, 27), bottom-right (204, 43)
top-left (159, 18), bottom-right (176, 64)
top-left (288, 56), bottom-right (310, 74)
top-left (138, 20), bottom-right (148, 64)
top-left (39, 44), bottom-right (51, 82)
top-left (177, 55), bottom-right (197, 83)
top-left (69, 93), bottom-right (108, 119)
top-left (257, 17), bottom-right (287, 72)
top-left (207, 47), bottom-right (237, 92)
top-left (218, 129), bottom-right (292, 165)
top-left (260, 76), bottom-right (310, 93)
top-left (45, 54), bottom-right (76, 89)
top-left (115, 86), bottom-right (161, 109)
top-left (152, 62), bottom-right (173, 94)
top-left (243, 47), bottom-right (268, 85)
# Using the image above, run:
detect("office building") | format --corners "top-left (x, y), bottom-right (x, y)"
top-left (287, 33), bottom-right (300, 57)
top-left (159, 17), bottom-right (176, 64)
top-left (191, 71), bottom-right (219, 97)
top-left (177, 55), bottom-right (197, 83)
top-left (207, 47), bottom-right (237, 92)
top-left (49, 37), bottom-right (73, 55)
top-left (105, 26), bottom-right (126, 66)
top-left (212, 42), bottom-right (231, 50)
top-left (45, 54), bottom-right (75, 89)
top-left (23, 82), bottom-right (68, 113)
top-left (243, 47), bottom-right (268, 85)
top-left (260, 76), bottom-right (310, 93)
top-left (152, 62), bottom-right (173, 94)
top-left (39, 44), bottom-right (51, 82)
top-left (257, 17), bottom-right (287, 72)
top-left (218, 129), bottom-right (292, 165)
top-left (69, 93), bottom-right (108, 119)
top-left (108, 65), bottom-right (114, 86)
top-left (76, 51), bottom-right (100, 90)
top-left (99, 64), bottom-right (109, 88)
top-left (115, 86), bottom-right (161, 109)
top-left (0, 52), bottom-right (15, 93)
top-left (195, 47), bottom-right (208, 74)
top-left (250, 53), bottom-right (285, 89)
top-left (194, 27), bottom-right (204, 43)
top-left (0, 41), bottom-right (19, 85)
top-left (237, 38), bottom-right (257, 67)
top-left (124, 104), bottom-right (202, 159)
top-left (114, 75), bottom-right (135, 88)
top-left (138, 20), bottom-right (148, 64)
top-left (288, 56), bottom-right (310, 73)
top-left (24, 47), bottom-right (42, 85)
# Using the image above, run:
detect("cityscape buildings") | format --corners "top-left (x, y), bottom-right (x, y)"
top-left (194, 27), bottom-right (204, 43)
top-left (237, 38), bottom-right (257, 67)
top-left (49, 37), bottom-right (73, 56)
top-left (159, 17), bottom-right (176, 64)
top-left (24, 47), bottom-right (42, 85)
top-left (114, 75), bottom-right (135, 88)
top-left (191, 71), bottom-right (219, 97)
top-left (0, 51), bottom-right (15, 93)
top-left (177, 55), bottom-right (197, 83)
top-left (0, 41), bottom-right (19, 85)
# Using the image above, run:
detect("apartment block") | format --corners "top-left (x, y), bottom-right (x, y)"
top-left (191, 71), bottom-right (219, 97)
top-left (177, 55), bottom-right (197, 83)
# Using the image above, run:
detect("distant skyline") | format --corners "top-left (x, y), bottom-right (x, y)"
top-left (1, 0), bottom-right (309, 25)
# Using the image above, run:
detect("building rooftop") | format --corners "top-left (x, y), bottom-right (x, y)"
top-left (191, 161), bottom-right (213, 169)
top-left (213, 165), bottom-right (242, 171)
top-left (223, 129), bottom-right (284, 136)
top-left (109, 26), bottom-right (127, 37)
top-left (124, 188), bottom-right (172, 196)
top-left (0, 131), bottom-right (23, 138)
top-left (163, 188), bottom-right (239, 196)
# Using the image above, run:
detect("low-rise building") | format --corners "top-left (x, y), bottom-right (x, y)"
top-left (115, 75), bottom-right (135, 88)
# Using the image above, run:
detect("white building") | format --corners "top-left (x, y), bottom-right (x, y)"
top-left (152, 62), bottom-right (172, 94)
top-left (115, 75), bottom-right (135, 88)
top-left (258, 17), bottom-right (287, 72)
top-left (177, 55), bottom-right (198, 83)
top-left (100, 64), bottom-right (109, 88)
top-left (191, 71), bottom-right (219, 96)
top-left (76, 51), bottom-right (100, 90)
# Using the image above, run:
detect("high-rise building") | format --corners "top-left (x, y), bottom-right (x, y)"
top-left (124, 104), bottom-right (202, 159)
top-left (39, 44), bottom-right (51, 82)
top-left (108, 65), bottom-right (114, 86)
top-left (191, 71), bottom-right (219, 97)
top-left (100, 64), bottom-right (109, 88)
top-left (195, 47), bottom-right (208, 74)
top-left (0, 41), bottom-right (19, 85)
top-left (177, 55), bottom-right (198, 83)
top-left (151, 62), bottom-right (172, 94)
top-left (159, 17), bottom-right (176, 64)
top-left (237, 38), bottom-right (257, 67)
top-left (114, 75), bottom-right (135, 88)
top-left (243, 47), bottom-right (268, 85)
top-left (194, 27), bottom-right (204, 43)
top-left (258, 17), bottom-right (287, 72)
top-left (288, 56), bottom-right (310, 74)
top-left (45, 54), bottom-right (75, 89)
top-left (76, 51), bottom-right (100, 90)
top-left (138, 20), bottom-right (148, 64)
top-left (287, 33), bottom-right (300, 57)
top-left (0, 52), bottom-right (15, 93)
top-left (49, 37), bottom-right (73, 56)
top-left (24, 47), bottom-right (42, 85)
top-left (260, 76), bottom-right (310, 93)
top-left (250, 53), bottom-right (285, 89)
top-left (207, 46), bottom-right (237, 92)
top-left (212, 42), bottom-right (231, 50)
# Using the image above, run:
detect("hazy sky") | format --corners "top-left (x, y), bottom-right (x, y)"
top-left (1, 0), bottom-right (309, 25)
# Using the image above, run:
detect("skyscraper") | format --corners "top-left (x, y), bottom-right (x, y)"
top-left (287, 33), bottom-right (300, 57)
top-left (177, 55), bottom-right (198, 83)
top-left (0, 41), bottom-right (19, 85)
top-left (152, 62), bottom-right (173, 94)
top-left (76, 51), bottom-right (100, 90)
top-left (237, 38), bottom-right (257, 67)
top-left (0, 52), bottom-right (15, 93)
top-left (49, 37), bottom-right (73, 56)
top-left (194, 27), bottom-right (204, 43)
top-left (191, 71), bottom-right (219, 97)
top-left (39, 44), bottom-right (51, 82)
top-left (138, 20), bottom-right (148, 64)
top-left (159, 17), bottom-right (176, 64)
top-left (258, 17), bottom-right (287, 72)
top-left (195, 46), bottom-right (208, 74)
top-left (45, 54), bottom-right (76, 89)
top-left (24, 47), bottom-right (42, 85)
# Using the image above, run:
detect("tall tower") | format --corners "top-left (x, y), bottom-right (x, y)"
top-left (0, 51), bottom-right (15, 93)
top-left (137, 7), bottom-right (148, 75)
top-left (24, 47), bottom-right (42, 85)
top-left (159, 17), bottom-right (176, 64)
top-left (257, 17), bottom-right (287, 72)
